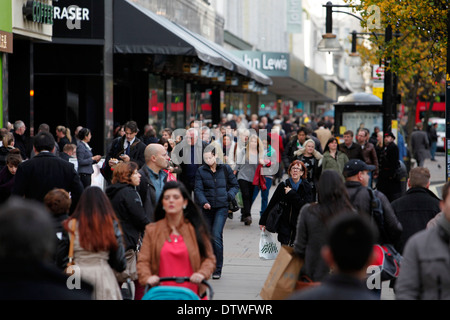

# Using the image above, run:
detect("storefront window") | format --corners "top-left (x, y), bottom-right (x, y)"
top-left (148, 74), bottom-right (165, 133)
top-left (168, 78), bottom-right (185, 130)
top-left (190, 87), bottom-right (212, 124)
top-left (223, 92), bottom-right (246, 116)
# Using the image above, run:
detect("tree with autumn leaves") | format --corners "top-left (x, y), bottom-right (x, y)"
top-left (344, 0), bottom-right (447, 148)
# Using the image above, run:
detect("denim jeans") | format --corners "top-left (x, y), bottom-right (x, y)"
top-left (202, 206), bottom-right (229, 274)
top-left (431, 141), bottom-right (437, 160)
top-left (251, 177), bottom-right (273, 216)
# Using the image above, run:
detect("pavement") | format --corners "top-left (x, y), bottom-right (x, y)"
top-left (209, 153), bottom-right (447, 301)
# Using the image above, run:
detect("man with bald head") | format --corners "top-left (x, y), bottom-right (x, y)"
top-left (138, 143), bottom-right (170, 222)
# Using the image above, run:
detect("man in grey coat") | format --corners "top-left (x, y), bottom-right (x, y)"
top-left (395, 181), bottom-right (450, 300)
top-left (410, 122), bottom-right (431, 167)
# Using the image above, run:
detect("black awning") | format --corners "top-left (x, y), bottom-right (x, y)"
top-left (113, 0), bottom-right (272, 86)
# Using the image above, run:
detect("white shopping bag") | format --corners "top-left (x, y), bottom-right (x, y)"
top-left (259, 230), bottom-right (279, 260)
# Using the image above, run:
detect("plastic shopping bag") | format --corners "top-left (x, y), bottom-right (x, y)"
top-left (259, 230), bottom-right (278, 260)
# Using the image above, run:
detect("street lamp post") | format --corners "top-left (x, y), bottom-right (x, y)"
top-left (318, 2), bottom-right (396, 139)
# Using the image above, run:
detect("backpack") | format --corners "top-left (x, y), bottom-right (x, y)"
top-left (367, 188), bottom-right (403, 282)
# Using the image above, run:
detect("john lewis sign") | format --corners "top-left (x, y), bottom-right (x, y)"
top-left (233, 51), bottom-right (290, 77)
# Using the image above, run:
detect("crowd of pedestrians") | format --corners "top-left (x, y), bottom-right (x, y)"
top-left (0, 113), bottom-right (447, 301)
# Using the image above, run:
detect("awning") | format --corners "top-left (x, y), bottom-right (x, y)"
top-left (114, 0), bottom-right (272, 86)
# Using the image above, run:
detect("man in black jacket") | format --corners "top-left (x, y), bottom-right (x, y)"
top-left (102, 121), bottom-right (146, 185)
top-left (391, 167), bottom-right (440, 254)
top-left (343, 159), bottom-right (403, 245)
top-left (376, 131), bottom-right (402, 202)
top-left (12, 131), bottom-right (84, 213)
top-left (138, 143), bottom-right (169, 222)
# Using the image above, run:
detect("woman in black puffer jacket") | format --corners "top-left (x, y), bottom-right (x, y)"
top-left (194, 148), bottom-right (239, 279)
top-left (259, 160), bottom-right (313, 246)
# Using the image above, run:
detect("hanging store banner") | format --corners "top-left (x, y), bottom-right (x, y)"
top-left (286, 0), bottom-right (302, 34)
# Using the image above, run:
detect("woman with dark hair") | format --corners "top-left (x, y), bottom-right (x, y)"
top-left (44, 188), bottom-right (72, 269)
top-left (259, 160), bottom-right (313, 246)
top-left (321, 137), bottom-right (349, 182)
top-left (62, 186), bottom-right (127, 300)
top-left (195, 148), bottom-right (239, 279)
top-left (0, 132), bottom-right (15, 169)
top-left (76, 128), bottom-right (102, 188)
top-left (0, 151), bottom-right (22, 204)
top-left (158, 137), bottom-right (181, 179)
top-left (293, 170), bottom-right (356, 282)
top-left (105, 161), bottom-right (150, 300)
top-left (137, 181), bottom-right (216, 299)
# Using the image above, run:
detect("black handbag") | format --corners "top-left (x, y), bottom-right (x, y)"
top-left (265, 203), bottom-right (283, 233)
top-left (229, 198), bottom-right (240, 212)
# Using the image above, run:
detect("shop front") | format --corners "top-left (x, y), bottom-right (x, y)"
top-left (8, 0), bottom-right (271, 154)
top-left (113, 0), bottom-right (271, 135)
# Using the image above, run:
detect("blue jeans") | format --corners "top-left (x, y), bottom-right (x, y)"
top-left (431, 141), bottom-right (437, 160)
top-left (252, 177), bottom-right (273, 216)
top-left (202, 206), bottom-right (228, 274)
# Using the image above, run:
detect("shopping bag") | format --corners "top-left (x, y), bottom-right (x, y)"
top-left (259, 230), bottom-right (278, 260)
top-left (260, 245), bottom-right (303, 300)
top-left (235, 190), bottom-right (243, 208)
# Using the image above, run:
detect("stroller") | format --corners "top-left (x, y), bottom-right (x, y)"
top-left (141, 277), bottom-right (214, 300)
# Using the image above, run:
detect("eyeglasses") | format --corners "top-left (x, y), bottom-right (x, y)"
top-left (291, 167), bottom-right (303, 172)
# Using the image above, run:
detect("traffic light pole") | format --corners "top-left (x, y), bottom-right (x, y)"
top-left (445, 9), bottom-right (450, 181)
top-left (382, 25), bottom-right (393, 137)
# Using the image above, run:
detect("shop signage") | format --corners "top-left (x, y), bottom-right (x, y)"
top-left (234, 51), bottom-right (290, 77)
top-left (23, 0), bottom-right (54, 25)
top-left (52, 0), bottom-right (104, 39)
top-left (0, 31), bottom-right (13, 54)
top-left (287, 0), bottom-right (302, 34)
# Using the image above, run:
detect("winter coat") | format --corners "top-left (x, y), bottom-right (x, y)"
top-left (391, 187), bottom-right (441, 254)
top-left (259, 178), bottom-right (313, 246)
top-left (105, 183), bottom-right (150, 251)
top-left (138, 166), bottom-right (168, 223)
top-left (395, 214), bottom-right (450, 300)
top-left (345, 181), bottom-right (403, 244)
top-left (361, 142), bottom-right (379, 177)
top-left (410, 130), bottom-right (431, 163)
top-left (339, 142), bottom-right (364, 161)
top-left (194, 164), bottom-right (239, 209)
top-left (103, 136), bottom-right (146, 184)
top-left (136, 217), bottom-right (216, 296)
top-left (377, 141), bottom-right (402, 202)
top-left (293, 203), bottom-right (331, 282)
top-left (321, 151), bottom-right (349, 181)
top-left (0, 165), bottom-right (15, 204)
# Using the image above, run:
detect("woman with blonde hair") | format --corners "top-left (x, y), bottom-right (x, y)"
top-left (56, 125), bottom-right (72, 152)
top-left (235, 134), bottom-right (266, 226)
